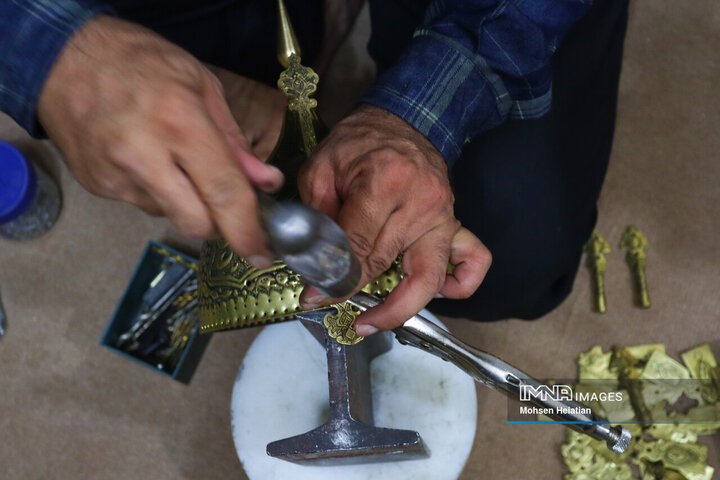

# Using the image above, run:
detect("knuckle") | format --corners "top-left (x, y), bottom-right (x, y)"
top-left (418, 176), bottom-right (452, 210)
top-left (106, 137), bottom-right (138, 172)
top-left (154, 86), bottom-right (200, 131)
top-left (164, 51), bottom-right (202, 76)
top-left (176, 216), bottom-right (215, 239)
top-left (455, 282), bottom-right (476, 299)
top-left (376, 151), bottom-right (415, 186)
top-left (203, 176), bottom-right (245, 209)
top-left (298, 163), bottom-right (321, 192)
top-left (205, 71), bottom-right (224, 95)
top-left (227, 233), bottom-right (264, 259)
top-left (298, 160), bottom-right (333, 206)
top-left (421, 252), bottom-right (450, 293)
top-left (348, 231), bottom-right (374, 258)
top-left (91, 171), bottom-right (124, 197)
top-left (366, 253), bottom-right (393, 276)
top-left (425, 269), bottom-right (446, 292)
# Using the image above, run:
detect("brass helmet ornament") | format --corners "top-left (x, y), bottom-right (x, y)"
top-left (197, 0), bottom-right (403, 345)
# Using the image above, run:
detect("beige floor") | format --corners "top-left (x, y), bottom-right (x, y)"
top-left (1, 1), bottom-right (719, 479)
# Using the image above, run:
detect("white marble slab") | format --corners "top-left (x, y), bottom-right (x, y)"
top-left (231, 310), bottom-right (477, 480)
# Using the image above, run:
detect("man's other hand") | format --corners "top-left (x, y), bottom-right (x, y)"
top-left (298, 105), bottom-right (491, 333)
top-left (38, 16), bottom-right (282, 268)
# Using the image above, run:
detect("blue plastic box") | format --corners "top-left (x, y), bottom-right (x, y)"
top-left (100, 240), bottom-right (211, 383)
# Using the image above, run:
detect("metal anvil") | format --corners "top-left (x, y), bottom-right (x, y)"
top-left (264, 294), bottom-right (631, 464)
top-left (266, 309), bottom-right (428, 464)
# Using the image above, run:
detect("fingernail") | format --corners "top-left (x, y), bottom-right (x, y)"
top-left (434, 292), bottom-right (445, 299)
top-left (257, 166), bottom-right (284, 192)
top-left (301, 295), bottom-right (325, 310)
top-left (248, 255), bottom-right (273, 269)
top-left (355, 324), bottom-right (379, 336)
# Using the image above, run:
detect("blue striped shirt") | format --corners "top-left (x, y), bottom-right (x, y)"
top-left (0, 0), bottom-right (113, 135)
top-left (0, 0), bottom-right (591, 166)
top-left (361, 0), bottom-right (592, 165)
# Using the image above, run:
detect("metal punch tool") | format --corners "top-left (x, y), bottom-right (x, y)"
top-left (347, 292), bottom-right (632, 454)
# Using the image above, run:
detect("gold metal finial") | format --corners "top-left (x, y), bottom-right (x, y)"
top-left (584, 230), bottom-right (611, 313)
top-left (277, 0), bottom-right (301, 68)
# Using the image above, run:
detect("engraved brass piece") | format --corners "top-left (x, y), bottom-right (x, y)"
top-left (323, 303), bottom-right (364, 345)
top-left (584, 230), bottom-right (610, 313)
top-left (198, 237), bottom-right (402, 340)
top-left (197, 1), bottom-right (403, 341)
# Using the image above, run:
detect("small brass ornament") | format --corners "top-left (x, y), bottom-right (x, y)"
top-left (584, 230), bottom-right (611, 313)
top-left (323, 303), bottom-right (364, 345)
top-left (620, 226), bottom-right (650, 308)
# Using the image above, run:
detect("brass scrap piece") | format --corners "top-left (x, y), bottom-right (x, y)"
top-left (682, 344), bottom-right (717, 380)
top-left (562, 343), bottom-right (719, 480)
top-left (611, 346), bottom-right (654, 424)
top-left (641, 351), bottom-right (691, 381)
top-left (682, 344), bottom-right (720, 404)
top-left (640, 351), bottom-right (692, 407)
top-left (636, 440), bottom-right (708, 479)
top-left (562, 431), bottom-right (634, 480)
top-left (625, 344), bottom-right (666, 360)
top-left (579, 345), bottom-right (617, 380)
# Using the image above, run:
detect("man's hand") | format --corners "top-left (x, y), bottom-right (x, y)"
top-left (298, 105), bottom-right (491, 334)
top-left (38, 16), bottom-right (282, 267)
top-left (209, 66), bottom-right (286, 161)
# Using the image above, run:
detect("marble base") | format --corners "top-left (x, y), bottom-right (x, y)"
top-left (231, 310), bottom-right (477, 480)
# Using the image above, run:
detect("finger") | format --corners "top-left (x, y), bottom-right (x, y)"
top-left (298, 206), bottom-right (402, 310)
top-left (292, 150), bottom-right (345, 307)
top-left (354, 222), bottom-right (455, 333)
top-left (110, 138), bottom-right (220, 239)
top-left (298, 174), bottom-right (404, 309)
top-left (203, 77), bottom-right (284, 192)
top-left (164, 105), bottom-right (273, 263)
top-left (336, 174), bottom-right (402, 271)
top-left (438, 227), bottom-right (492, 299)
top-left (298, 155), bottom-right (341, 220)
top-left (121, 187), bottom-right (163, 216)
top-left (236, 149), bottom-right (284, 194)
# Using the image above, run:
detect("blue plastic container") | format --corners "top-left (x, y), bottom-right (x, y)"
top-left (0, 141), bottom-right (61, 240)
